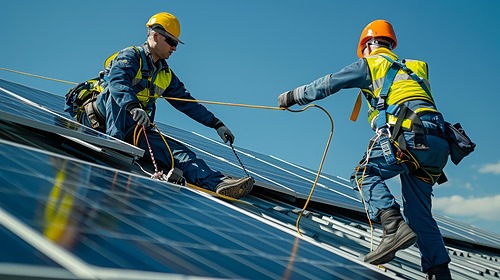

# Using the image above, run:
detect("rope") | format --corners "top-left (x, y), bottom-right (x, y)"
top-left (354, 133), bottom-right (427, 253)
top-left (354, 133), bottom-right (380, 251)
top-left (285, 104), bottom-right (334, 236)
top-left (162, 96), bottom-right (285, 111)
top-left (0, 67), bottom-right (78, 85)
top-left (142, 125), bottom-right (166, 180)
top-left (2, 67), bottom-right (336, 237)
top-left (151, 123), bottom-right (175, 168)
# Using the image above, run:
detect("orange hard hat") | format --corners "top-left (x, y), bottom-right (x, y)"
top-left (357, 19), bottom-right (397, 58)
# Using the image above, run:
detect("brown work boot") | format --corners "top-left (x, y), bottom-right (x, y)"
top-left (364, 208), bottom-right (417, 265)
top-left (215, 176), bottom-right (254, 199)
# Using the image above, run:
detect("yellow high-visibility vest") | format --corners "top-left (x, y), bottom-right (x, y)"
top-left (362, 48), bottom-right (437, 128)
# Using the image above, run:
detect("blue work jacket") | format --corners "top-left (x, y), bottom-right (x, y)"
top-left (96, 43), bottom-right (220, 140)
top-left (290, 48), bottom-right (435, 128)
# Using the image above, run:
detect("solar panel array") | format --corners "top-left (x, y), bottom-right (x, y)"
top-left (1, 78), bottom-right (499, 279)
top-left (0, 137), bottom-right (389, 279)
top-left (0, 80), bottom-right (143, 159)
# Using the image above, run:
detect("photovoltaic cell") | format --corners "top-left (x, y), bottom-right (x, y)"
top-left (0, 79), bottom-right (143, 158)
top-left (0, 224), bottom-right (62, 267)
top-left (1, 76), bottom-right (499, 277)
top-left (154, 122), bottom-right (364, 210)
top-left (152, 121), bottom-right (500, 249)
top-left (0, 139), bottom-right (390, 279)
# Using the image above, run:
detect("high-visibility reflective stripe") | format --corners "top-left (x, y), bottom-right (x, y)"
top-left (103, 46), bottom-right (173, 109)
top-left (136, 68), bottom-right (172, 108)
top-left (372, 73), bottom-right (431, 93)
top-left (364, 50), bottom-right (435, 126)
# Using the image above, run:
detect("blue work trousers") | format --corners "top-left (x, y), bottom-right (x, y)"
top-left (81, 100), bottom-right (225, 191)
top-left (137, 130), bottom-right (225, 191)
top-left (350, 118), bottom-right (451, 272)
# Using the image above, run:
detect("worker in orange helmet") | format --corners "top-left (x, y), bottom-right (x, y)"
top-left (278, 19), bottom-right (452, 279)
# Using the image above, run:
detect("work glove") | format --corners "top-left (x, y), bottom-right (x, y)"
top-left (213, 120), bottom-right (235, 144)
top-left (217, 125), bottom-right (235, 144)
top-left (130, 108), bottom-right (150, 127)
top-left (278, 90), bottom-right (297, 108)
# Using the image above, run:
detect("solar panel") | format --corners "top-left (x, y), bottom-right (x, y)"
top-left (154, 124), bottom-right (500, 249)
top-left (2, 78), bottom-right (500, 249)
top-left (1, 78), bottom-right (499, 279)
top-left (0, 78), bottom-right (65, 112)
top-left (0, 139), bottom-right (391, 279)
top-left (154, 122), bottom-right (364, 210)
top-left (0, 224), bottom-right (62, 267)
top-left (0, 79), bottom-right (143, 160)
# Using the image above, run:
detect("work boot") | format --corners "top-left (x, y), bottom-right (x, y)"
top-left (364, 207), bottom-right (417, 265)
top-left (215, 176), bottom-right (254, 199)
top-left (426, 263), bottom-right (452, 280)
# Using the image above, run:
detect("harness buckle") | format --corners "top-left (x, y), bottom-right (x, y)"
top-left (376, 126), bottom-right (391, 137)
top-left (165, 167), bottom-right (186, 186)
top-left (377, 127), bottom-right (397, 165)
top-left (376, 96), bottom-right (386, 111)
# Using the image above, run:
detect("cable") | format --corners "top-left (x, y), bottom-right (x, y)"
top-left (0, 67), bottom-right (78, 85)
top-left (2, 67), bottom-right (336, 236)
top-left (151, 124), bottom-right (175, 168)
top-left (286, 104), bottom-right (334, 236)
top-left (162, 96), bottom-right (285, 111)
top-left (354, 133), bottom-right (380, 251)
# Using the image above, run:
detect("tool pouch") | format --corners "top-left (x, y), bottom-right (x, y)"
top-left (444, 122), bottom-right (476, 165)
top-left (378, 128), bottom-right (397, 165)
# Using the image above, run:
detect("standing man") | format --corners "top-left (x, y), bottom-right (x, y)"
top-left (83, 12), bottom-right (253, 199)
top-left (277, 20), bottom-right (452, 279)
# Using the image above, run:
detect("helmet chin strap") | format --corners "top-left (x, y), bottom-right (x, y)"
top-left (367, 38), bottom-right (393, 50)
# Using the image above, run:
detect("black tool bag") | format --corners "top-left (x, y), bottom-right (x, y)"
top-left (444, 122), bottom-right (476, 165)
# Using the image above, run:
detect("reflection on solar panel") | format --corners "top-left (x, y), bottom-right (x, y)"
top-left (1, 78), bottom-right (500, 280)
top-left (0, 80), bottom-right (143, 159)
top-left (0, 139), bottom-right (392, 279)
top-left (154, 122), bottom-right (500, 249)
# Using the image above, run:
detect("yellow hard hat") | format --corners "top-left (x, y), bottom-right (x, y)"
top-left (146, 12), bottom-right (184, 44)
top-left (357, 19), bottom-right (397, 58)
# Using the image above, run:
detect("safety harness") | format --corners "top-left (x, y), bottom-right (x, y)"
top-left (65, 46), bottom-right (156, 130)
top-left (374, 55), bottom-right (447, 184)
top-left (103, 45), bottom-right (158, 97)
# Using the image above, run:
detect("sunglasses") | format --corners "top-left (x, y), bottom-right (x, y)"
top-left (163, 34), bottom-right (178, 47)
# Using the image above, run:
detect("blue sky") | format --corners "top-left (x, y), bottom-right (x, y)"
top-left (1, 0), bottom-right (499, 235)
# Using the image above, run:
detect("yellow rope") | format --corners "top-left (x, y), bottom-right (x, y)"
top-left (2, 67), bottom-right (336, 237)
top-left (282, 236), bottom-right (301, 280)
top-left (162, 96), bottom-right (285, 111)
top-left (0, 67), bottom-right (78, 85)
top-left (354, 134), bottom-right (380, 251)
top-left (152, 123), bottom-right (175, 168)
top-left (132, 125), bottom-right (143, 146)
top-left (287, 104), bottom-right (334, 236)
top-left (354, 135), bottom-right (424, 252)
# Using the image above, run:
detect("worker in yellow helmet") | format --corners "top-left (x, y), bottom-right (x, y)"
top-left (278, 20), bottom-right (452, 279)
top-left (80, 12), bottom-right (253, 199)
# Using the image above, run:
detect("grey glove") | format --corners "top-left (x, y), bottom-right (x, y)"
top-left (278, 90), bottom-right (296, 107)
top-left (213, 119), bottom-right (234, 144)
top-left (130, 108), bottom-right (150, 127)
top-left (217, 125), bottom-right (234, 144)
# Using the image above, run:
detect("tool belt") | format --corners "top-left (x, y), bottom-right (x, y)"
top-left (79, 94), bottom-right (105, 131)
top-left (389, 104), bottom-right (448, 185)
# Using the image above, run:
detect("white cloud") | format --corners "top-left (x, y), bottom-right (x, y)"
top-left (433, 195), bottom-right (500, 221)
top-left (478, 161), bottom-right (500, 175)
